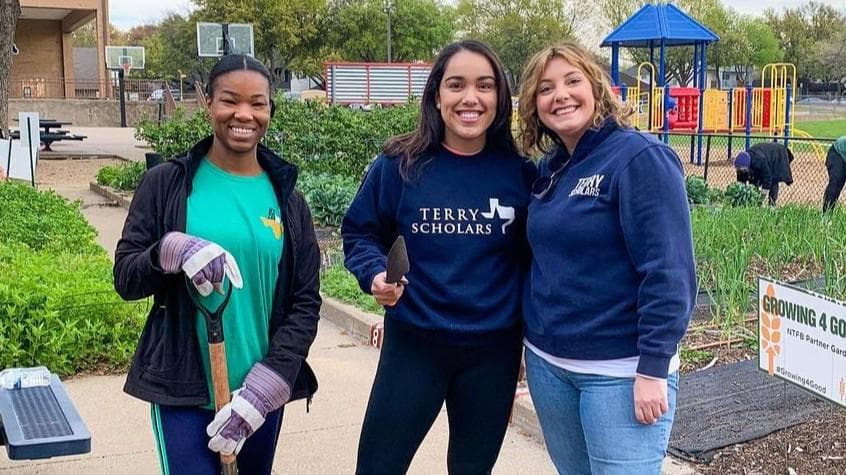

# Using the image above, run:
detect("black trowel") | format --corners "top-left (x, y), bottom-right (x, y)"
top-left (385, 235), bottom-right (410, 284)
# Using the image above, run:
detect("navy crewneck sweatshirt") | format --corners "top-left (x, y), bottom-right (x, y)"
top-left (342, 146), bottom-right (535, 345)
top-left (523, 122), bottom-right (696, 378)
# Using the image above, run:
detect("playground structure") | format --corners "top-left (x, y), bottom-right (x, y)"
top-left (602, 4), bottom-right (823, 165)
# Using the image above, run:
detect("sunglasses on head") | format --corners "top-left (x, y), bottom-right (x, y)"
top-left (532, 158), bottom-right (568, 200)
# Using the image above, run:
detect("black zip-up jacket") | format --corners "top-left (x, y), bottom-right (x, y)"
top-left (114, 136), bottom-right (320, 407)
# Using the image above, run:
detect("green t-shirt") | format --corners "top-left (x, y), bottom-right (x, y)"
top-left (187, 158), bottom-right (283, 408)
top-left (834, 136), bottom-right (846, 162)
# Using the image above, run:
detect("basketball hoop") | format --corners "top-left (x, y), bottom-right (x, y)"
top-left (119, 56), bottom-right (133, 77)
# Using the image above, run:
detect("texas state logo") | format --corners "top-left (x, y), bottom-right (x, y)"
top-left (260, 208), bottom-right (283, 239)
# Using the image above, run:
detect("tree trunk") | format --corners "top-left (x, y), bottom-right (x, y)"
top-left (0, 0), bottom-right (21, 138)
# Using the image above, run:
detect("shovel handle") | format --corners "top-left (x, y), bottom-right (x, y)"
top-left (209, 342), bottom-right (238, 474)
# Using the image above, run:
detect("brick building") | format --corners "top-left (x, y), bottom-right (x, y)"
top-left (11, 0), bottom-right (109, 99)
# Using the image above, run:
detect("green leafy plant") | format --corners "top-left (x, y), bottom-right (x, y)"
top-left (298, 172), bottom-right (359, 227)
top-left (320, 265), bottom-right (384, 315)
top-left (0, 244), bottom-right (145, 375)
top-left (0, 182), bottom-right (100, 255)
top-left (96, 161), bottom-right (146, 191)
top-left (686, 176), bottom-right (710, 205)
top-left (135, 108), bottom-right (212, 160)
top-left (0, 182), bottom-right (147, 376)
top-left (724, 182), bottom-right (764, 208)
top-left (135, 97), bottom-right (419, 186)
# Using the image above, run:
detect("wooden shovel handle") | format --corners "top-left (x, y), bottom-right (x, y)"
top-left (209, 342), bottom-right (238, 472)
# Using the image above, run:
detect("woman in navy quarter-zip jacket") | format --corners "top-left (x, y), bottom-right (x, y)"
top-left (342, 40), bottom-right (534, 474)
top-left (517, 41), bottom-right (696, 475)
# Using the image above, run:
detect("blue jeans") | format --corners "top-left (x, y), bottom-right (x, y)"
top-left (525, 349), bottom-right (679, 475)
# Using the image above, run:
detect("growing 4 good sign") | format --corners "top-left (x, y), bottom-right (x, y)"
top-left (759, 277), bottom-right (846, 408)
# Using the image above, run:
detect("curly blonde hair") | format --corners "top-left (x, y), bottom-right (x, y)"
top-left (518, 41), bottom-right (633, 156)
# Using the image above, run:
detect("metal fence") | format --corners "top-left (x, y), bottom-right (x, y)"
top-left (794, 95), bottom-right (846, 119)
top-left (657, 132), bottom-right (838, 206)
top-left (10, 77), bottom-right (185, 102)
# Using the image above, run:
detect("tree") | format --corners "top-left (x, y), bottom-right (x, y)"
top-left (328, 0), bottom-right (455, 63)
top-left (151, 13), bottom-right (217, 85)
top-left (72, 22), bottom-right (97, 47)
top-left (765, 2), bottom-right (845, 88)
top-left (456, 0), bottom-right (586, 88)
top-left (814, 24), bottom-right (846, 97)
top-left (194, 0), bottom-right (329, 89)
top-left (1, 0), bottom-right (21, 137)
top-left (730, 18), bottom-right (782, 85)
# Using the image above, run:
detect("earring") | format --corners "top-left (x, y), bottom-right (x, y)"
top-left (436, 103), bottom-right (441, 109)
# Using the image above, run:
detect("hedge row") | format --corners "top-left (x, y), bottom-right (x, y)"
top-left (0, 182), bottom-right (145, 375)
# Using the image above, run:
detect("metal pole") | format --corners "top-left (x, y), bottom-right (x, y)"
top-left (660, 40), bottom-right (668, 144)
top-left (727, 89), bottom-right (734, 161)
top-left (612, 44), bottom-right (619, 85)
top-left (784, 85), bottom-right (793, 147)
top-left (222, 23), bottom-right (231, 56)
top-left (385, 1), bottom-right (393, 63)
top-left (745, 84), bottom-right (753, 151)
top-left (118, 69), bottom-right (127, 128)
top-left (696, 44), bottom-right (707, 166)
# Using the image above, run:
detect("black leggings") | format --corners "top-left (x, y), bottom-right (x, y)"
top-left (355, 319), bottom-right (522, 475)
top-left (824, 147), bottom-right (846, 211)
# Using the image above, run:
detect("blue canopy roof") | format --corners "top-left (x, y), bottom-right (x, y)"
top-left (601, 3), bottom-right (719, 48)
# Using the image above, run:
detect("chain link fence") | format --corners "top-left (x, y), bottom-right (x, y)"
top-left (657, 132), bottom-right (838, 207)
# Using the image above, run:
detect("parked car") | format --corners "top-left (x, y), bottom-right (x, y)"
top-left (148, 88), bottom-right (181, 101)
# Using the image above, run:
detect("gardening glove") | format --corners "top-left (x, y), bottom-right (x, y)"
top-left (206, 362), bottom-right (291, 455)
top-left (159, 231), bottom-right (243, 296)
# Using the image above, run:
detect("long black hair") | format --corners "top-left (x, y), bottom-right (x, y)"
top-left (206, 54), bottom-right (276, 115)
top-left (383, 40), bottom-right (518, 181)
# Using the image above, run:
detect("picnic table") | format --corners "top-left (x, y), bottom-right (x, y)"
top-left (11, 118), bottom-right (87, 151)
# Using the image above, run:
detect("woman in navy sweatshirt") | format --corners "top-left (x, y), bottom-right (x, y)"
top-left (342, 40), bottom-right (534, 474)
top-left (517, 41), bottom-right (696, 474)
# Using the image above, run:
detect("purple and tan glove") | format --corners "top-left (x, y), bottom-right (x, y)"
top-left (206, 363), bottom-right (291, 455)
top-left (159, 232), bottom-right (243, 296)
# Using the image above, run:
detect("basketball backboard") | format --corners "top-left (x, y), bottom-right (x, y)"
top-left (105, 46), bottom-right (146, 71)
top-left (196, 22), bottom-right (254, 57)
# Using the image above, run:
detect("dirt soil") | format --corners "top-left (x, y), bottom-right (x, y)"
top-left (36, 156), bottom-right (126, 188)
top-left (682, 308), bottom-right (846, 474)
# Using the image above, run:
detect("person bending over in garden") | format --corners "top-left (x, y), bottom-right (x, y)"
top-left (517, 41), bottom-right (696, 475)
top-left (342, 39), bottom-right (534, 474)
top-left (822, 135), bottom-right (846, 211)
top-left (113, 54), bottom-right (320, 475)
top-left (734, 141), bottom-right (794, 206)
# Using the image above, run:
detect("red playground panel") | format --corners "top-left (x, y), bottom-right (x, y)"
top-left (668, 87), bottom-right (699, 130)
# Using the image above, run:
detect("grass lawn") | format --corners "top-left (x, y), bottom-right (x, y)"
top-left (794, 119), bottom-right (846, 139)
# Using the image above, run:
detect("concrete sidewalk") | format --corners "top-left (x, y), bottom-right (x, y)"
top-left (43, 127), bottom-right (149, 162)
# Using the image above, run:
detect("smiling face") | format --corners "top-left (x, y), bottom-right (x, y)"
top-left (206, 69), bottom-right (271, 156)
top-left (436, 50), bottom-right (498, 154)
top-left (536, 56), bottom-right (596, 153)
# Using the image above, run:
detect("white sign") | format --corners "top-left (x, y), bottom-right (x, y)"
top-left (758, 277), bottom-right (846, 408)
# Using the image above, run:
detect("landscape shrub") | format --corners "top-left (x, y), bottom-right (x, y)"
top-left (0, 244), bottom-right (145, 375)
top-left (298, 172), bottom-right (359, 227)
top-left (96, 161), bottom-right (146, 191)
top-left (136, 98), bottom-right (419, 182)
top-left (0, 182), bottom-right (146, 375)
top-left (0, 182), bottom-right (100, 255)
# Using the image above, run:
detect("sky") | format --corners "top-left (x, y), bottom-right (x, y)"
top-left (110, 0), bottom-right (195, 30)
top-left (109, 0), bottom-right (846, 30)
